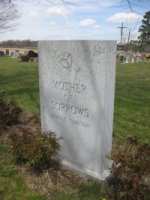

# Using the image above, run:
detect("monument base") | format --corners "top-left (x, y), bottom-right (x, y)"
top-left (61, 159), bottom-right (111, 181)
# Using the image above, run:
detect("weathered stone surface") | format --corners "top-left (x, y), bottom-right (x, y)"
top-left (38, 40), bottom-right (116, 180)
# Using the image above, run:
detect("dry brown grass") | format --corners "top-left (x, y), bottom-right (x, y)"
top-left (17, 164), bottom-right (86, 199)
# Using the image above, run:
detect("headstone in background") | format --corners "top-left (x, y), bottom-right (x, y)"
top-left (11, 50), bottom-right (20, 59)
top-left (38, 41), bottom-right (116, 180)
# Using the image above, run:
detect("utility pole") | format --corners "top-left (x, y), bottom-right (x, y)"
top-left (127, 28), bottom-right (131, 44)
top-left (117, 22), bottom-right (127, 44)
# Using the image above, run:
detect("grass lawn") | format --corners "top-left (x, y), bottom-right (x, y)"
top-left (0, 56), bottom-right (39, 113)
top-left (0, 56), bottom-right (149, 142)
top-left (114, 62), bottom-right (150, 143)
top-left (0, 56), bottom-right (150, 200)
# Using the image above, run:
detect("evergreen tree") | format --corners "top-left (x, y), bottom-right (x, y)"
top-left (138, 11), bottom-right (150, 49)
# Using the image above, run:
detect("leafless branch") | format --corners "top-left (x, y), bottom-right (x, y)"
top-left (46, 0), bottom-right (74, 5)
top-left (0, 0), bottom-right (19, 33)
top-left (126, 0), bottom-right (133, 12)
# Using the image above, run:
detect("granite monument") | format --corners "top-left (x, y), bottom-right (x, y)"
top-left (38, 40), bottom-right (116, 180)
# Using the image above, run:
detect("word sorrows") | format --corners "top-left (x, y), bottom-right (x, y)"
top-left (50, 100), bottom-right (89, 118)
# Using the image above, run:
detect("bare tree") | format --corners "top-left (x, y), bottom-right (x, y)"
top-left (0, 0), bottom-right (72, 33)
top-left (0, 0), bottom-right (19, 33)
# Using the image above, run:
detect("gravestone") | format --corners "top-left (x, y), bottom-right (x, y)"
top-left (11, 51), bottom-right (20, 59)
top-left (38, 41), bottom-right (116, 180)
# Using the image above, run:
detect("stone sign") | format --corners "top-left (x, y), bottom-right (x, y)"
top-left (38, 41), bottom-right (116, 180)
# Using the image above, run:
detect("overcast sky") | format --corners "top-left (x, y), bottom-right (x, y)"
top-left (0, 0), bottom-right (150, 41)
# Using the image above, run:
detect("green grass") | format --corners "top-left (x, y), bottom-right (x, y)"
top-left (114, 62), bottom-right (150, 143)
top-left (49, 181), bottom-right (108, 200)
top-left (0, 143), bottom-right (46, 200)
top-left (0, 56), bottom-right (39, 113)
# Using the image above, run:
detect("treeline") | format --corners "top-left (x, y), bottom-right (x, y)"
top-left (0, 40), bottom-right (37, 48)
